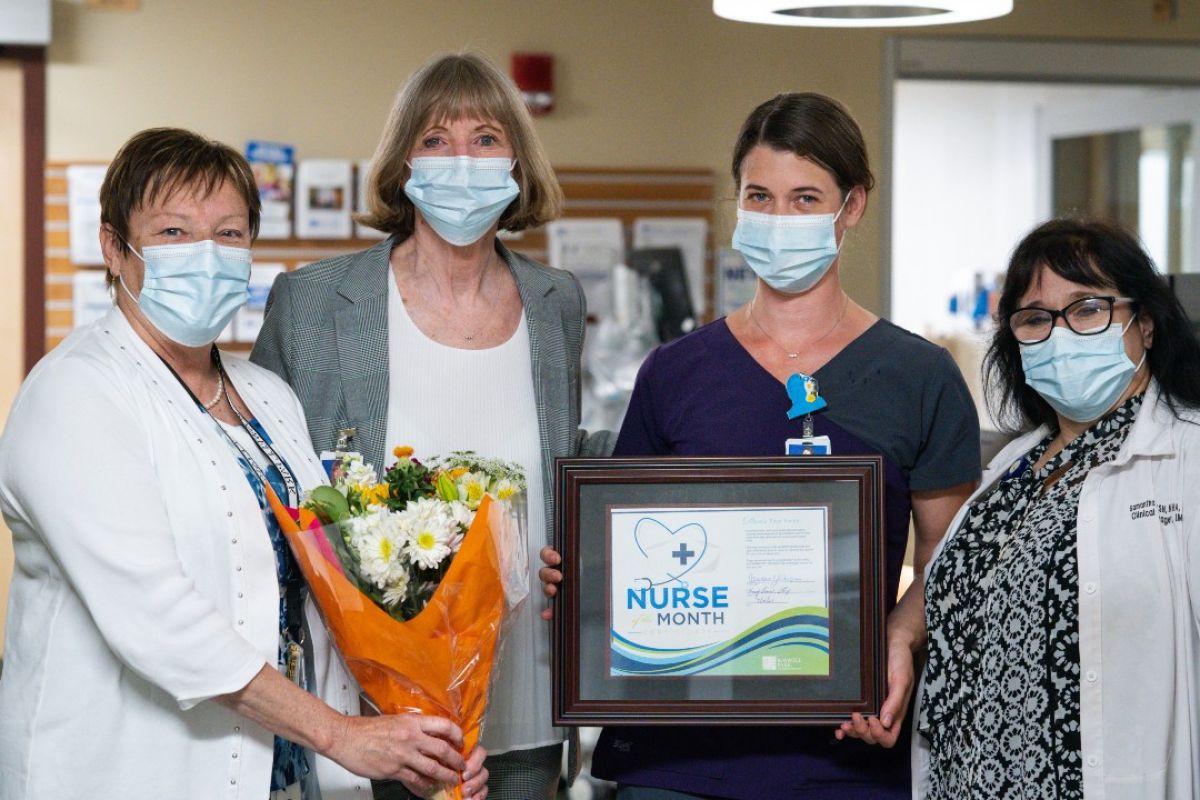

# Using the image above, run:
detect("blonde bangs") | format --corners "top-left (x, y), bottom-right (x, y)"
top-left (358, 52), bottom-right (563, 238)
top-left (421, 71), bottom-right (517, 137)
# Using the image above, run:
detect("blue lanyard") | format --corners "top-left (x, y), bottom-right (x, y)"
top-left (158, 347), bottom-right (299, 508)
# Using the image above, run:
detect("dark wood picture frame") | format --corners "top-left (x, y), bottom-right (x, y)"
top-left (552, 456), bottom-right (886, 726)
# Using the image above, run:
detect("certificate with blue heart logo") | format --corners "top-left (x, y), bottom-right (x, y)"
top-left (608, 504), bottom-right (832, 677)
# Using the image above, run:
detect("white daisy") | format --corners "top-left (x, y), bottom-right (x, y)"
top-left (455, 471), bottom-right (489, 510)
top-left (491, 478), bottom-right (519, 502)
top-left (381, 573), bottom-right (410, 608)
top-left (447, 499), bottom-right (474, 529)
top-left (341, 453), bottom-right (379, 487)
top-left (346, 506), bottom-right (406, 591)
top-left (446, 500), bottom-right (473, 552)
top-left (398, 497), bottom-right (457, 569)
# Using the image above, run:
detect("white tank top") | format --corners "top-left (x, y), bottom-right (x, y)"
top-left (384, 272), bottom-right (559, 753)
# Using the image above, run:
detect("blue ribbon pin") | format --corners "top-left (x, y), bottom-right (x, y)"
top-left (786, 372), bottom-right (827, 420)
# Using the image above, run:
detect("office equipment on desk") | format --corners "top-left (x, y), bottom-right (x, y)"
top-left (633, 217), bottom-right (708, 319)
top-left (627, 247), bottom-right (696, 343)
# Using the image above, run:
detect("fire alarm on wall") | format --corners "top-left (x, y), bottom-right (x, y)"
top-left (1153, 0), bottom-right (1178, 21)
top-left (511, 53), bottom-right (554, 116)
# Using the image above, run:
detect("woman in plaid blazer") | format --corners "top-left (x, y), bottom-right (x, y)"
top-left (251, 52), bottom-right (611, 800)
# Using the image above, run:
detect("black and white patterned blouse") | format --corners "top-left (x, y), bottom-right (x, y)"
top-left (920, 394), bottom-right (1142, 799)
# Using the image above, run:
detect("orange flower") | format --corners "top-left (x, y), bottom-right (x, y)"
top-left (393, 445), bottom-right (414, 459)
top-left (450, 467), bottom-right (468, 479)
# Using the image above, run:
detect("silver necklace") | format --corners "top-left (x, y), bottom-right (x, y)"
top-left (748, 293), bottom-right (849, 360)
top-left (459, 314), bottom-right (490, 342)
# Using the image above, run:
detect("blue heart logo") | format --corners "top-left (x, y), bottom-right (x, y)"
top-left (633, 518), bottom-right (708, 586)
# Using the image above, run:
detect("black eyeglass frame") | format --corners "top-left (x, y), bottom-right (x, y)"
top-left (1007, 295), bottom-right (1137, 345)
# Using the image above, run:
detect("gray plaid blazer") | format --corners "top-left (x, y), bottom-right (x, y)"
top-left (250, 236), bottom-right (613, 547)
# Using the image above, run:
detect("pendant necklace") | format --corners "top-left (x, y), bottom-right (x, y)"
top-left (748, 292), bottom-right (849, 361)
top-left (403, 246), bottom-right (496, 342)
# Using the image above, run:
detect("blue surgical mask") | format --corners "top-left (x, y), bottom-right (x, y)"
top-left (1020, 318), bottom-right (1145, 423)
top-left (120, 239), bottom-right (251, 347)
top-left (404, 156), bottom-right (519, 246)
top-left (731, 193), bottom-right (850, 294)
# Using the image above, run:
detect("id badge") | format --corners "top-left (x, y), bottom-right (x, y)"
top-left (321, 427), bottom-right (359, 481)
top-left (785, 436), bottom-right (832, 456)
top-left (284, 640), bottom-right (303, 684)
top-left (319, 450), bottom-right (360, 482)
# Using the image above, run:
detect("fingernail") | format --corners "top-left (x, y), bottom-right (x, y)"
top-left (883, 714), bottom-right (893, 727)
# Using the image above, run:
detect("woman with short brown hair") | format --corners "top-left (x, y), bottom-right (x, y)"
top-left (0, 127), bottom-right (487, 800)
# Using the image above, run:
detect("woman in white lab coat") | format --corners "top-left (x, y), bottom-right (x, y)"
top-left (849, 218), bottom-right (1200, 798)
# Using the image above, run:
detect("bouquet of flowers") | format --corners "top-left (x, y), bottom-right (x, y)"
top-left (305, 447), bottom-right (527, 620)
top-left (264, 446), bottom-right (528, 800)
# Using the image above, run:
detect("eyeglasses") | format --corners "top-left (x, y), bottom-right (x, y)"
top-left (1007, 295), bottom-right (1136, 345)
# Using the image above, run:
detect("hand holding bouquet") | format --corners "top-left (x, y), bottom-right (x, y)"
top-left (265, 446), bottom-right (529, 800)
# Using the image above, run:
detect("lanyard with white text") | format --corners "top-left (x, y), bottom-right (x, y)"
top-left (157, 347), bottom-right (299, 508)
top-left (157, 347), bottom-right (307, 658)
top-left (211, 352), bottom-right (299, 508)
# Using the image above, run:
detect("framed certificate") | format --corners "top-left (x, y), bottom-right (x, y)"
top-left (552, 456), bottom-right (886, 725)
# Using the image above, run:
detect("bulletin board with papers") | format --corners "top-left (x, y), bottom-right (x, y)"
top-left (40, 162), bottom-right (714, 357)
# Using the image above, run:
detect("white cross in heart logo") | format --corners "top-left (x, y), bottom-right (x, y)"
top-left (632, 518), bottom-right (708, 586)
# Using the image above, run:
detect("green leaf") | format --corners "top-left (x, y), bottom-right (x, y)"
top-left (436, 471), bottom-right (459, 502)
top-left (309, 485), bottom-right (350, 523)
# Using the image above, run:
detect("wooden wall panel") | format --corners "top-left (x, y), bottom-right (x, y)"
top-left (44, 163), bottom-right (714, 353)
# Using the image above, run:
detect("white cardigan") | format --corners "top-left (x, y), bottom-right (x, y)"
top-left (0, 308), bottom-right (369, 799)
top-left (913, 384), bottom-right (1200, 799)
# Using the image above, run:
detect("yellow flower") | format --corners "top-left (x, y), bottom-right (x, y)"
top-left (450, 467), bottom-right (468, 479)
top-left (377, 536), bottom-right (394, 562)
top-left (356, 483), bottom-right (390, 506)
top-left (464, 478), bottom-right (485, 504)
top-left (416, 530), bottom-right (437, 551)
top-left (393, 445), bottom-right (414, 459)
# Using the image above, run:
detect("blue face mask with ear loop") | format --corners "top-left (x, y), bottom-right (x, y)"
top-left (1019, 316), bottom-right (1147, 423)
top-left (731, 191), bottom-right (852, 294)
top-left (403, 156), bottom-right (520, 246)
top-left (118, 239), bottom-right (251, 347)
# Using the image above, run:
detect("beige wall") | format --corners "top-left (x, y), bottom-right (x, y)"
top-left (8, 1), bottom-right (1200, 650)
top-left (45, 0), bottom-right (1200, 313)
top-left (0, 60), bottom-right (25, 658)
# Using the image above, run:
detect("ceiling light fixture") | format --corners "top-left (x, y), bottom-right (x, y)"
top-left (713, 0), bottom-right (1012, 27)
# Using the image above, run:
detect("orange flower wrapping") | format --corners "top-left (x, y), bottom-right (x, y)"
top-left (266, 490), bottom-right (507, 798)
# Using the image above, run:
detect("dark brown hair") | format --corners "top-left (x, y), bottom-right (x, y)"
top-left (731, 93), bottom-right (875, 198)
top-left (100, 127), bottom-right (261, 267)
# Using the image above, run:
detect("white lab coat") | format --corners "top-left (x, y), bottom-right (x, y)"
top-left (0, 308), bottom-right (369, 799)
top-left (913, 383), bottom-right (1200, 799)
